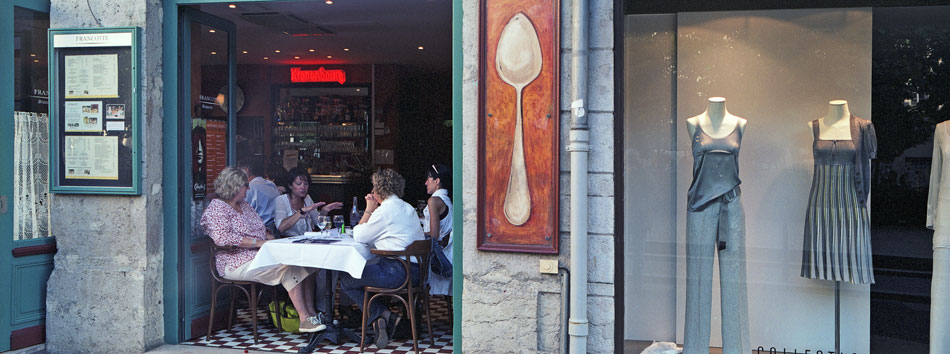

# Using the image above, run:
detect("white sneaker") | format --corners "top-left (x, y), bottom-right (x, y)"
top-left (300, 316), bottom-right (327, 333)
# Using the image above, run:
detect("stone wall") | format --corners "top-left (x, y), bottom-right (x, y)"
top-left (46, 0), bottom-right (164, 352)
top-left (461, 0), bottom-right (616, 352)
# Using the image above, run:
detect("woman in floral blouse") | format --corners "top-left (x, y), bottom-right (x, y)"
top-left (200, 166), bottom-right (326, 333)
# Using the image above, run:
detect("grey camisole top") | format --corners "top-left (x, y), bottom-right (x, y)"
top-left (687, 122), bottom-right (743, 211)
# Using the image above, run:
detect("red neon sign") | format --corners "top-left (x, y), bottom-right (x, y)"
top-left (290, 67), bottom-right (347, 84)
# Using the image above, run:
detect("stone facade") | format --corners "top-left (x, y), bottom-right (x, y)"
top-left (45, 0), bottom-right (165, 353)
top-left (461, 0), bottom-right (616, 352)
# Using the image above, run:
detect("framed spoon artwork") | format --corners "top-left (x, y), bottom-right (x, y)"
top-left (478, 0), bottom-right (559, 254)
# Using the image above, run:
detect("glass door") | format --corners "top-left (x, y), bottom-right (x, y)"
top-left (178, 6), bottom-right (236, 341)
top-left (0, 1), bottom-right (51, 351)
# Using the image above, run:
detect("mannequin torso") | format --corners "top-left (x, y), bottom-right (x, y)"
top-left (811, 100), bottom-right (852, 140)
top-left (687, 97), bottom-right (747, 138)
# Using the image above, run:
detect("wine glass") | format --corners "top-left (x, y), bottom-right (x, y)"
top-left (332, 215), bottom-right (344, 234)
top-left (316, 215), bottom-right (330, 236)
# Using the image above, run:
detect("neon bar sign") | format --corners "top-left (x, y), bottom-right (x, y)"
top-left (290, 67), bottom-right (347, 84)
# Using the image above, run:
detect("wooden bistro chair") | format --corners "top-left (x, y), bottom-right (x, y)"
top-left (359, 239), bottom-right (434, 353)
top-left (206, 242), bottom-right (280, 343)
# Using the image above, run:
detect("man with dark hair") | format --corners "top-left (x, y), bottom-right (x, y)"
top-left (237, 157), bottom-right (281, 234)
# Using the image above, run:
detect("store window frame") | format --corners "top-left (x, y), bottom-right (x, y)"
top-left (160, 1), bottom-right (463, 350)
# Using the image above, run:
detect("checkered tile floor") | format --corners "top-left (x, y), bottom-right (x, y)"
top-left (183, 297), bottom-right (453, 353)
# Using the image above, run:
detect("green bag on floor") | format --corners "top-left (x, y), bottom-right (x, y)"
top-left (268, 300), bottom-right (301, 333)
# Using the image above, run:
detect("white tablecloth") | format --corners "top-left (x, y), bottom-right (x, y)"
top-left (246, 231), bottom-right (372, 278)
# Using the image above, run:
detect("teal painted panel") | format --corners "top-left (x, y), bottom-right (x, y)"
top-left (1, 0), bottom-right (17, 350)
top-left (11, 255), bottom-right (53, 326)
top-left (191, 253), bottom-right (213, 315)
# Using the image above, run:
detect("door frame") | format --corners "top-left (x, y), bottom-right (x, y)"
top-left (1, 0), bottom-right (52, 351)
top-left (161, 1), bottom-right (463, 350)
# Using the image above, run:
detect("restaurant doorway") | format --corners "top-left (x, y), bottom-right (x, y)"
top-left (0, 1), bottom-right (52, 351)
top-left (171, 0), bottom-right (455, 348)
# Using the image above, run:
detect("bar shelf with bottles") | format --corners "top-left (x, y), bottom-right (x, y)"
top-left (271, 89), bottom-right (372, 179)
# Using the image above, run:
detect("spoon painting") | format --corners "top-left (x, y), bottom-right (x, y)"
top-left (495, 12), bottom-right (542, 226)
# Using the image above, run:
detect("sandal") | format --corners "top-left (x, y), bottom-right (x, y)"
top-left (387, 314), bottom-right (403, 339)
top-left (374, 316), bottom-right (389, 349)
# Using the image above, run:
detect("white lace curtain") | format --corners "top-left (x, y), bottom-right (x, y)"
top-left (14, 111), bottom-right (50, 241)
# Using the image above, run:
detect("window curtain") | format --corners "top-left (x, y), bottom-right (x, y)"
top-left (14, 111), bottom-right (50, 240)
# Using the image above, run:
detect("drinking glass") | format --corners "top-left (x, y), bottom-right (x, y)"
top-left (332, 215), bottom-right (344, 234)
top-left (317, 215), bottom-right (330, 236)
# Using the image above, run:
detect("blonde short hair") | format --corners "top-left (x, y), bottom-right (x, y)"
top-left (214, 166), bottom-right (248, 201)
top-left (371, 168), bottom-right (405, 199)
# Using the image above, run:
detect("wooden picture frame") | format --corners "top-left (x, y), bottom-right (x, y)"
top-left (477, 0), bottom-right (559, 253)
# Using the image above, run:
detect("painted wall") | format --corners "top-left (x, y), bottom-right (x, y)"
top-left (45, 0), bottom-right (165, 352)
top-left (461, 0), bottom-right (617, 352)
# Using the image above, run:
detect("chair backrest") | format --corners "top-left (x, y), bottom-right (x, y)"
top-left (208, 241), bottom-right (238, 282)
top-left (370, 239), bottom-right (432, 293)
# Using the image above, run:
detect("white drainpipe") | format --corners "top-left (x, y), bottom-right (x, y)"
top-left (567, 0), bottom-right (590, 352)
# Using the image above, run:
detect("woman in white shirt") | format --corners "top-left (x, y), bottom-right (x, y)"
top-left (273, 167), bottom-right (343, 237)
top-left (423, 163), bottom-right (453, 296)
top-left (341, 168), bottom-right (424, 349)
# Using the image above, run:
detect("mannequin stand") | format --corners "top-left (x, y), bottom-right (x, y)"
top-left (835, 281), bottom-right (840, 354)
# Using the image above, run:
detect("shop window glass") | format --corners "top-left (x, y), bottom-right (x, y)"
top-left (13, 6), bottom-right (51, 241)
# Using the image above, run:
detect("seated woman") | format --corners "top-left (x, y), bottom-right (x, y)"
top-left (200, 166), bottom-right (326, 333)
top-left (273, 167), bottom-right (343, 237)
top-left (341, 168), bottom-right (425, 349)
top-left (273, 167), bottom-right (343, 323)
top-left (422, 163), bottom-right (453, 297)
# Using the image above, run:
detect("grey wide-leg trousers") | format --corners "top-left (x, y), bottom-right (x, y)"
top-left (684, 189), bottom-right (751, 354)
top-left (931, 247), bottom-right (950, 353)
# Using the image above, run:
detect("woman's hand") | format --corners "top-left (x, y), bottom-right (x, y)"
top-left (364, 193), bottom-right (380, 212)
top-left (321, 202), bottom-right (344, 214)
top-left (302, 202), bottom-right (324, 214)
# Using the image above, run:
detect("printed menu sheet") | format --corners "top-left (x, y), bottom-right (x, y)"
top-left (64, 135), bottom-right (118, 180)
top-left (64, 101), bottom-right (103, 132)
top-left (64, 54), bottom-right (119, 99)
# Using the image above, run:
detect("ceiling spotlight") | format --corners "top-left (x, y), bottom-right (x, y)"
top-left (33, 59), bottom-right (39, 63)
top-left (356, 88), bottom-right (361, 92)
top-left (327, 55), bottom-right (333, 59)
top-left (294, 56), bottom-right (300, 59)
top-left (274, 49), bottom-right (281, 53)
top-left (325, 0), bottom-right (333, 4)
top-left (263, 57), bottom-right (269, 60)
top-left (209, 29), bottom-right (216, 33)
top-left (242, 50), bottom-right (248, 54)
top-left (417, 46), bottom-right (424, 50)
top-left (309, 49), bottom-right (315, 52)
top-left (30, 53), bottom-right (36, 57)
top-left (228, 4), bottom-right (237, 8)
top-left (210, 51), bottom-right (217, 55)
top-left (344, 48), bottom-right (350, 52)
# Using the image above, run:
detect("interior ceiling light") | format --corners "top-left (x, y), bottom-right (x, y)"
top-left (211, 51), bottom-right (217, 55)
top-left (228, 4), bottom-right (237, 8)
top-left (274, 49), bottom-right (281, 53)
top-left (327, 55), bottom-right (333, 59)
top-left (33, 59), bottom-right (39, 63)
top-left (343, 48), bottom-right (350, 52)
top-left (325, 0), bottom-right (333, 4)
top-left (294, 56), bottom-right (300, 59)
top-left (309, 49), bottom-right (315, 52)
top-left (263, 57), bottom-right (269, 60)
top-left (30, 53), bottom-right (36, 57)
top-left (356, 88), bottom-right (361, 92)
top-left (242, 50), bottom-right (248, 54)
top-left (417, 46), bottom-right (424, 50)
top-left (209, 29), bottom-right (216, 33)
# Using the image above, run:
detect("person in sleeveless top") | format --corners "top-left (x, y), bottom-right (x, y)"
top-left (423, 163), bottom-right (453, 296)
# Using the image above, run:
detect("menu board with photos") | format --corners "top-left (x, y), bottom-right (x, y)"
top-left (49, 28), bottom-right (141, 194)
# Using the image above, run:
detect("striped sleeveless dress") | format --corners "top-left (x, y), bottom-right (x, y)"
top-left (801, 120), bottom-right (874, 284)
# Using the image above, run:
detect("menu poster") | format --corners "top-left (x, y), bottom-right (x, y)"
top-left (283, 149), bottom-right (299, 170)
top-left (64, 54), bottom-right (119, 99)
top-left (64, 101), bottom-right (103, 132)
top-left (64, 135), bottom-right (119, 180)
top-left (205, 120), bottom-right (227, 196)
top-left (192, 119), bottom-right (207, 199)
